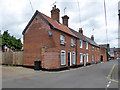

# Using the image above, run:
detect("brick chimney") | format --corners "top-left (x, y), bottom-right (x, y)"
top-left (62, 15), bottom-right (69, 27)
top-left (51, 5), bottom-right (60, 22)
top-left (79, 28), bottom-right (83, 35)
top-left (91, 35), bottom-right (94, 41)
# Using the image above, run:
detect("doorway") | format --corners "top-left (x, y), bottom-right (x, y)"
top-left (68, 51), bottom-right (71, 66)
top-left (101, 55), bottom-right (103, 62)
top-left (83, 54), bottom-right (86, 66)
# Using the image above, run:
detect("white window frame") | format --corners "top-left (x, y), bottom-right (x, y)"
top-left (98, 56), bottom-right (99, 61)
top-left (92, 55), bottom-right (94, 62)
top-left (61, 50), bottom-right (66, 65)
top-left (86, 42), bottom-right (88, 49)
top-left (73, 52), bottom-right (76, 64)
top-left (71, 39), bottom-right (74, 47)
top-left (60, 35), bottom-right (65, 45)
top-left (80, 40), bottom-right (83, 48)
top-left (86, 53), bottom-right (88, 62)
top-left (80, 53), bottom-right (83, 63)
top-left (97, 48), bottom-right (99, 52)
top-left (92, 46), bottom-right (94, 51)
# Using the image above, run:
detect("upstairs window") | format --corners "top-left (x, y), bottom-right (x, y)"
top-left (86, 42), bottom-right (88, 49)
top-left (86, 53), bottom-right (88, 62)
top-left (61, 50), bottom-right (66, 65)
top-left (71, 39), bottom-right (75, 47)
top-left (80, 40), bottom-right (83, 48)
top-left (80, 53), bottom-right (83, 63)
top-left (73, 52), bottom-right (76, 64)
top-left (92, 46), bottom-right (94, 51)
top-left (60, 35), bottom-right (65, 45)
top-left (97, 48), bottom-right (99, 52)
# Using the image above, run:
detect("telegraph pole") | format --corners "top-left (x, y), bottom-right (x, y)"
top-left (118, 1), bottom-right (120, 48)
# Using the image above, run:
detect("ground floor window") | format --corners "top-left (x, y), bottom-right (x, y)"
top-left (80, 53), bottom-right (83, 63)
top-left (98, 56), bottom-right (99, 61)
top-left (73, 52), bottom-right (75, 64)
top-left (92, 55), bottom-right (94, 62)
top-left (61, 50), bottom-right (66, 65)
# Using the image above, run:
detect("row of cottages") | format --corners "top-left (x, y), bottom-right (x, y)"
top-left (109, 48), bottom-right (120, 60)
top-left (22, 5), bottom-right (107, 70)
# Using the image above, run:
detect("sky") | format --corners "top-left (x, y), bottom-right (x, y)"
top-left (0, 0), bottom-right (119, 48)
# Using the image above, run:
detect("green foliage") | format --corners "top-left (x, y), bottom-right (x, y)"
top-left (107, 52), bottom-right (110, 59)
top-left (2, 30), bottom-right (23, 51)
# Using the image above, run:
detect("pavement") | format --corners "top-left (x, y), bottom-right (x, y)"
top-left (2, 60), bottom-right (119, 88)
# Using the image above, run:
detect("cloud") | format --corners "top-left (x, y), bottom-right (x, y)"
top-left (1, 0), bottom-right (119, 48)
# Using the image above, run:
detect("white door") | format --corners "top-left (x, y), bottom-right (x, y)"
top-left (70, 52), bottom-right (72, 66)
top-left (83, 54), bottom-right (86, 66)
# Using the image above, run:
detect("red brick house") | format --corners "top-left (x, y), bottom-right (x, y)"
top-left (22, 5), bottom-right (107, 70)
top-left (109, 48), bottom-right (120, 60)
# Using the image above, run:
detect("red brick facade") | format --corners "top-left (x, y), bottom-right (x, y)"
top-left (22, 5), bottom-right (107, 69)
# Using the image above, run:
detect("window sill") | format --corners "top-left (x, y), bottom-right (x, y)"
top-left (61, 65), bottom-right (66, 66)
top-left (60, 43), bottom-right (65, 46)
top-left (71, 46), bottom-right (75, 48)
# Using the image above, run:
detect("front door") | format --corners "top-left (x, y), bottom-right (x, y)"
top-left (101, 55), bottom-right (103, 61)
top-left (83, 54), bottom-right (86, 66)
top-left (68, 52), bottom-right (71, 66)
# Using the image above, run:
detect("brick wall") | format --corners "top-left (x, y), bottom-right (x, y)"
top-left (100, 47), bottom-right (107, 62)
top-left (42, 48), bottom-right (60, 69)
top-left (23, 12), bottom-right (107, 69)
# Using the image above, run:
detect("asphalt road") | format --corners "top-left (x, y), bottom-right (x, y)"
top-left (2, 60), bottom-right (119, 88)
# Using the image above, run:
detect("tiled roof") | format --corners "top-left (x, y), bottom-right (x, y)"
top-left (110, 48), bottom-right (120, 52)
top-left (39, 12), bottom-right (77, 37)
top-left (22, 10), bottom-right (99, 47)
top-left (69, 28), bottom-right (99, 47)
top-left (22, 10), bottom-right (77, 38)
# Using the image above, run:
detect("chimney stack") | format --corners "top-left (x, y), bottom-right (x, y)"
top-left (91, 35), bottom-right (94, 41)
top-left (51, 5), bottom-right (60, 22)
top-left (79, 28), bottom-right (83, 35)
top-left (62, 15), bottom-right (69, 27)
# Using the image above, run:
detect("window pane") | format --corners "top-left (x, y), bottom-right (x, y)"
top-left (80, 40), bottom-right (82, 48)
top-left (61, 51), bottom-right (65, 65)
top-left (73, 52), bottom-right (75, 64)
top-left (80, 53), bottom-right (83, 63)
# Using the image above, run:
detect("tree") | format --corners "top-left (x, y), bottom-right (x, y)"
top-left (2, 30), bottom-right (23, 51)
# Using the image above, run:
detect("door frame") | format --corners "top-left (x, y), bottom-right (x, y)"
top-left (68, 51), bottom-right (71, 66)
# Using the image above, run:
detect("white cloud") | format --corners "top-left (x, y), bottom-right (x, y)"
top-left (1, 0), bottom-right (119, 48)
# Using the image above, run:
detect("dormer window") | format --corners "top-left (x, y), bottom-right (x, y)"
top-left (71, 39), bottom-right (75, 47)
top-left (86, 42), bottom-right (88, 49)
top-left (80, 40), bottom-right (83, 48)
top-left (60, 35), bottom-right (66, 45)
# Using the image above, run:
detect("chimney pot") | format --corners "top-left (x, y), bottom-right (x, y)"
top-left (79, 28), bottom-right (83, 35)
top-left (51, 5), bottom-right (60, 22)
top-left (62, 15), bottom-right (69, 27)
top-left (91, 35), bottom-right (94, 41)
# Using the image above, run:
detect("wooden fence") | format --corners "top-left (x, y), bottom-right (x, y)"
top-left (0, 52), bottom-right (23, 65)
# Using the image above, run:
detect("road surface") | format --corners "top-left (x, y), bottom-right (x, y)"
top-left (2, 60), bottom-right (119, 89)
